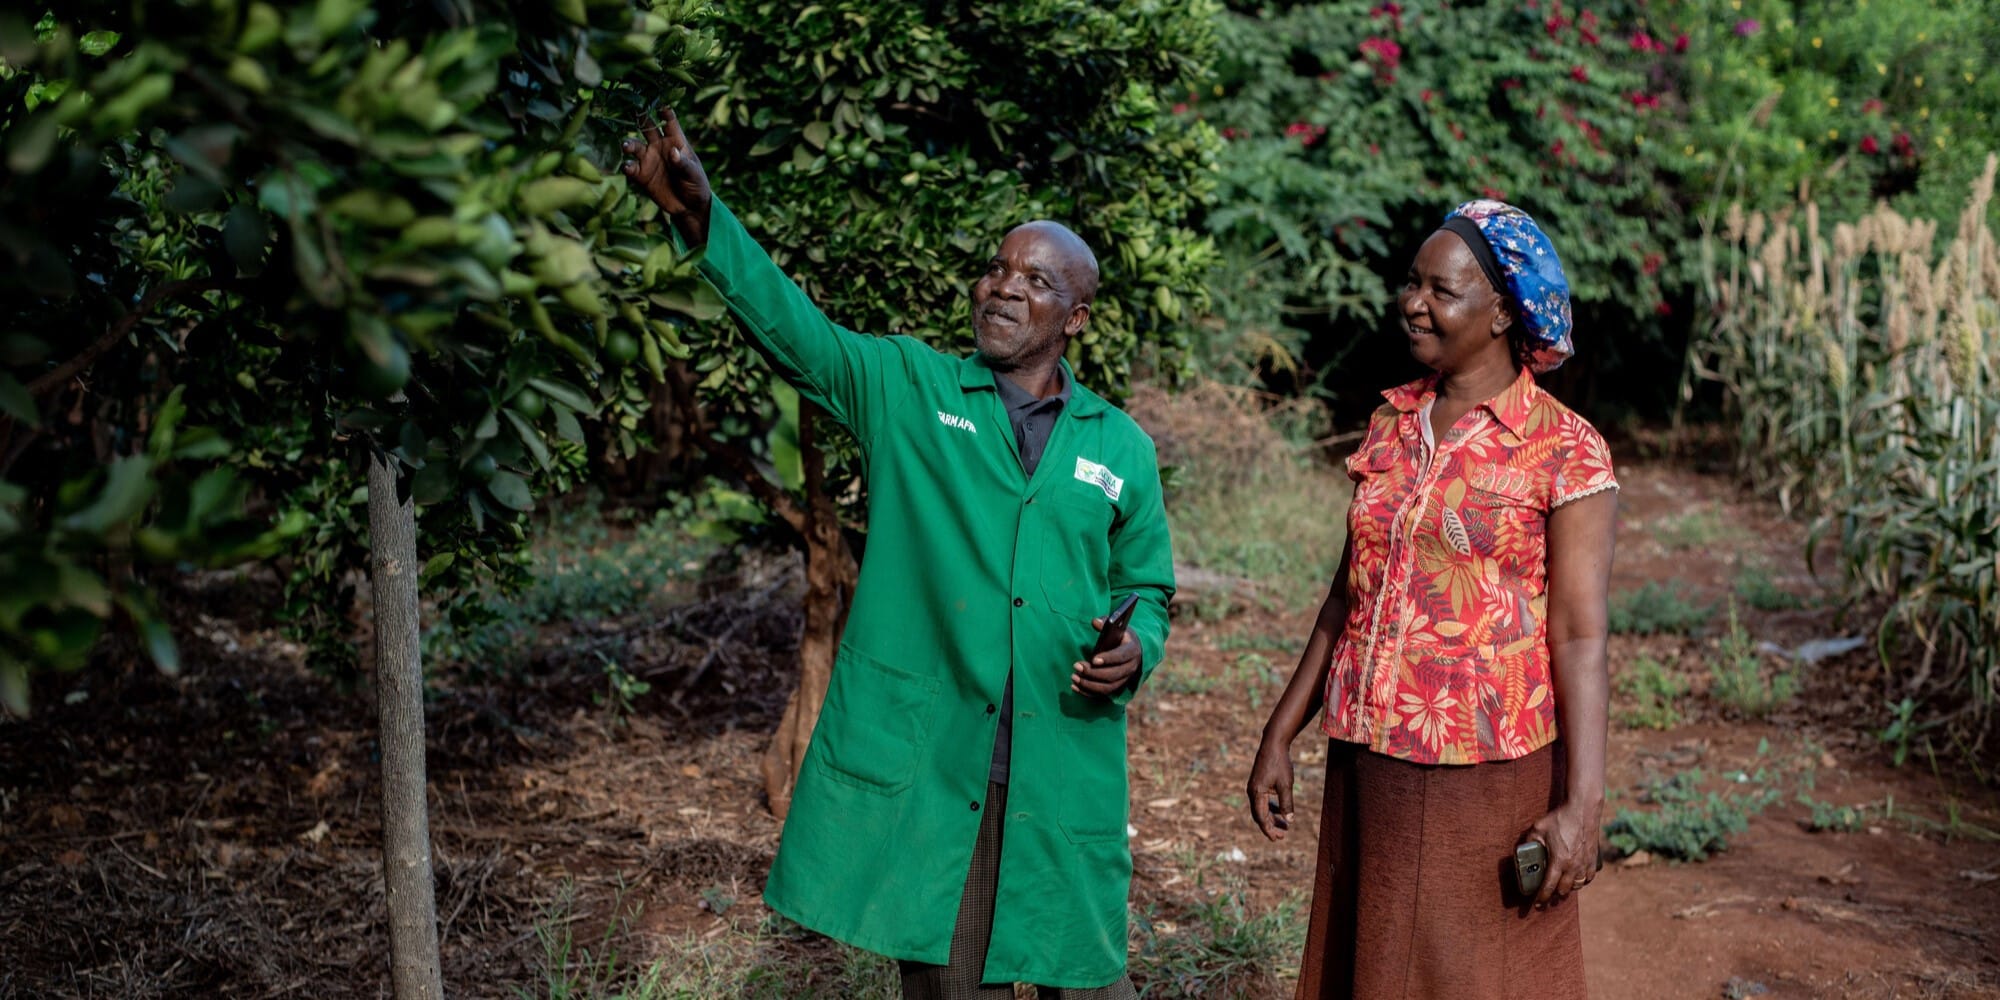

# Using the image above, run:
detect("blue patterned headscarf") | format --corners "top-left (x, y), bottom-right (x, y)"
top-left (1437, 199), bottom-right (1574, 374)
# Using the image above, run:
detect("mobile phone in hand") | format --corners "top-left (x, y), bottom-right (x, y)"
top-left (1089, 593), bottom-right (1141, 657)
top-left (1513, 840), bottom-right (1548, 896)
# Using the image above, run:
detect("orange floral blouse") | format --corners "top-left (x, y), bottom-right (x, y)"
top-left (1321, 368), bottom-right (1618, 765)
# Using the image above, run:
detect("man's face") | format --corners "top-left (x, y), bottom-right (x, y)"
top-left (971, 225), bottom-right (1089, 370)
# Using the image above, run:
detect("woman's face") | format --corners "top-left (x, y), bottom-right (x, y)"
top-left (1398, 231), bottom-right (1513, 374)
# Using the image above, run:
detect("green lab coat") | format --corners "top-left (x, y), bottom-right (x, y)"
top-left (687, 198), bottom-right (1174, 987)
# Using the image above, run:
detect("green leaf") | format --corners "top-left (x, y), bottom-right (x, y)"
top-left (0, 655), bottom-right (26, 718)
top-left (411, 461), bottom-right (453, 505)
top-left (502, 410), bottom-right (550, 471)
top-left (4, 110), bottom-right (60, 174)
top-left (62, 456), bottom-right (156, 536)
top-left (552, 403), bottom-right (584, 444)
top-left (525, 377), bottom-right (593, 414)
top-left (0, 373), bottom-right (37, 425)
top-left (485, 470), bottom-right (533, 511)
top-left (224, 201), bottom-right (269, 274)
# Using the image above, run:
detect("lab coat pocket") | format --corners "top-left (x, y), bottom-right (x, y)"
top-left (1057, 714), bottom-right (1130, 844)
top-left (1037, 486), bottom-right (1114, 623)
top-left (814, 645), bottom-right (939, 796)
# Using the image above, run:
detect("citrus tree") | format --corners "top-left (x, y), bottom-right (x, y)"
top-left (663, 0), bottom-right (1223, 816)
top-left (2, 1), bottom-right (717, 993)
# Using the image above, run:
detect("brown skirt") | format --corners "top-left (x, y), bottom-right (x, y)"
top-left (1295, 741), bottom-right (1586, 1000)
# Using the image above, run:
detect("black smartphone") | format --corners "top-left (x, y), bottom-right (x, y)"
top-left (1089, 593), bottom-right (1142, 656)
top-left (1513, 840), bottom-right (1548, 896)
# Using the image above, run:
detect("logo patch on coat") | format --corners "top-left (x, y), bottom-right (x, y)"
top-left (1074, 457), bottom-right (1123, 501)
top-left (937, 411), bottom-right (977, 434)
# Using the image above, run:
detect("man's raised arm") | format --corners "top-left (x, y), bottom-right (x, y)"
top-left (617, 108), bottom-right (913, 434)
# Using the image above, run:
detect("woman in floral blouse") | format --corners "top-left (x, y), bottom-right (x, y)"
top-left (1247, 200), bottom-right (1618, 999)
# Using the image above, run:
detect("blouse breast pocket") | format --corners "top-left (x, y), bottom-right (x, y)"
top-left (1459, 464), bottom-right (1547, 564)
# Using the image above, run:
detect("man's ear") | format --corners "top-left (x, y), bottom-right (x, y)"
top-left (1064, 302), bottom-right (1092, 338)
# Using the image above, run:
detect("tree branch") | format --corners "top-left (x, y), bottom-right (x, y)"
top-left (29, 278), bottom-right (240, 397)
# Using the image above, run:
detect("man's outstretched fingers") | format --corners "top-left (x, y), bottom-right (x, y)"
top-left (661, 107), bottom-right (686, 145)
top-left (640, 111), bottom-right (664, 144)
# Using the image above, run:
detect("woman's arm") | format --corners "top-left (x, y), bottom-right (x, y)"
top-left (1247, 538), bottom-right (1353, 841)
top-left (1525, 488), bottom-right (1617, 906)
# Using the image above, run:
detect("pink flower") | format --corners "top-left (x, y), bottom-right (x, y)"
top-left (1734, 19), bottom-right (1760, 36)
top-left (1674, 33), bottom-right (1689, 53)
top-left (1860, 134), bottom-right (1881, 154)
top-left (1630, 32), bottom-right (1658, 51)
top-left (1172, 102), bottom-right (1189, 115)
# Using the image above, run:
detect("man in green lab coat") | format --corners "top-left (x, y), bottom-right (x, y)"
top-left (622, 110), bottom-right (1175, 997)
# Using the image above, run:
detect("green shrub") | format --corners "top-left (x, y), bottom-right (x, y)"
top-left (1609, 583), bottom-right (1712, 636)
top-left (1603, 768), bottom-right (1780, 861)
top-left (1615, 655), bottom-right (1687, 730)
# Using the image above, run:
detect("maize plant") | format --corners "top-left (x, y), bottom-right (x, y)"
top-left (1692, 154), bottom-right (2000, 747)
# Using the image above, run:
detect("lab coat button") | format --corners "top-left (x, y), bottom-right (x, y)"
top-left (970, 801), bottom-right (980, 812)
top-left (1013, 597), bottom-right (1025, 607)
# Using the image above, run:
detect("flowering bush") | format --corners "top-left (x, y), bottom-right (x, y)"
top-left (1671, 0), bottom-right (2000, 227)
top-left (1191, 0), bottom-right (1694, 405)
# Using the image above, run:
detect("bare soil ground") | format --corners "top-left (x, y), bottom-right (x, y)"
top-left (2, 461), bottom-right (1997, 999)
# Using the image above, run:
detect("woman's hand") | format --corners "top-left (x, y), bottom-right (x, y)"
top-left (1246, 737), bottom-right (1297, 841)
top-left (1522, 798), bottom-right (1602, 907)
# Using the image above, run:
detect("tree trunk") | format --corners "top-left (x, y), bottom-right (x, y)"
top-left (367, 448), bottom-right (444, 1000)
top-left (760, 406), bottom-right (857, 820)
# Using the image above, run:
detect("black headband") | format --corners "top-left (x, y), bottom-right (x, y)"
top-left (1439, 216), bottom-right (1510, 302)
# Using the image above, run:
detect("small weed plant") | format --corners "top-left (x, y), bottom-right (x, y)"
top-left (1732, 568), bottom-right (1808, 611)
top-left (1653, 507), bottom-right (1740, 551)
top-left (1614, 656), bottom-right (1686, 730)
top-left (1795, 792), bottom-right (1871, 833)
top-left (1130, 891), bottom-right (1308, 999)
top-left (1603, 767), bottom-right (1780, 861)
top-left (1609, 582), bottom-right (1711, 636)
top-left (1708, 600), bottom-right (1797, 717)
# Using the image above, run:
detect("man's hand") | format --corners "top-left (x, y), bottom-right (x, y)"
top-left (1070, 616), bottom-right (1140, 699)
top-left (621, 107), bottom-right (713, 248)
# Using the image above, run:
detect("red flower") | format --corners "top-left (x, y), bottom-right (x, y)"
top-left (1545, 15), bottom-right (1570, 38)
top-left (1654, 301), bottom-right (1674, 316)
top-left (1893, 132), bottom-right (1915, 157)
top-left (1630, 32), bottom-right (1658, 52)
top-left (1482, 185), bottom-right (1506, 200)
top-left (1369, 143), bottom-right (1382, 155)
top-left (1370, 2), bottom-right (1406, 30)
top-left (1220, 126), bottom-right (1244, 140)
top-left (1450, 122), bottom-right (1466, 140)
top-left (1500, 78), bottom-right (1523, 90)
top-left (1860, 134), bottom-right (1881, 155)
top-left (1359, 36), bottom-right (1403, 83)
top-left (1628, 91), bottom-right (1661, 110)
top-left (1642, 252), bottom-right (1662, 275)
top-left (1172, 103), bottom-right (1189, 115)
top-left (1571, 65), bottom-right (1589, 83)
top-left (1861, 98), bottom-right (1884, 115)
top-left (1421, 88), bottom-right (1436, 103)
